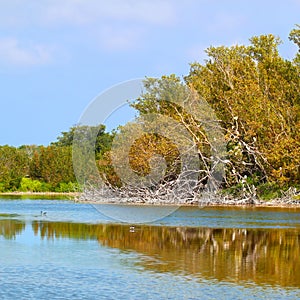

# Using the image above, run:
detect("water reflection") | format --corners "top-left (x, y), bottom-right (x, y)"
top-left (0, 218), bottom-right (25, 239)
top-left (29, 221), bottom-right (300, 288)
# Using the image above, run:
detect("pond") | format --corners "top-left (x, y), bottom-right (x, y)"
top-left (0, 198), bottom-right (300, 299)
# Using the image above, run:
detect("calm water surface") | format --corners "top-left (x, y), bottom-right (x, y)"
top-left (0, 198), bottom-right (300, 299)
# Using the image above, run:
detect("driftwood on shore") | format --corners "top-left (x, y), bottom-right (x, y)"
top-left (76, 182), bottom-right (300, 207)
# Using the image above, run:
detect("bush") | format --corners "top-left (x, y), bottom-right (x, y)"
top-left (20, 177), bottom-right (43, 192)
top-left (0, 183), bottom-right (6, 192)
top-left (256, 182), bottom-right (285, 200)
top-left (54, 182), bottom-right (81, 193)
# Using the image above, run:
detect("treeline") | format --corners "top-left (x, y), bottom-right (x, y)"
top-left (0, 125), bottom-right (113, 192)
top-left (1, 26), bottom-right (300, 198)
top-left (100, 26), bottom-right (300, 200)
top-left (0, 145), bottom-right (76, 192)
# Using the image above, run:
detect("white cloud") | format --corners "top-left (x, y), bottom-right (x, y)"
top-left (0, 38), bottom-right (54, 66)
top-left (99, 27), bottom-right (143, 51)
top-left (0, 0), bottom-right (177, 29)
top-left (0, 0), bottom-right (178, 56)
top-left (43, 0), bottom-right (176, 26)
top-left (208, 12), bottom-right (245, 33)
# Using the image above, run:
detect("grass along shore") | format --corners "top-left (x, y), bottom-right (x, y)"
top-left (0, 191), bottom-right (80, 197)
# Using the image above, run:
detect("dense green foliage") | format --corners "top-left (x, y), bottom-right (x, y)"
top-left (0, 146), bottom-right (28, 191)
top-left (0, 125), bottom-right (113, 192)
top-left (0, 144), bottom-right (77, 192)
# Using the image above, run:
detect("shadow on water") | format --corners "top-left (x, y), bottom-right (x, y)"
top-left (27, 220), bottom-right (300, 288)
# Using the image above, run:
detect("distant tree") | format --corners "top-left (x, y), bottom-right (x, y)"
top-left (29, 146), bottom-right (76, 188)
top-left (52, 124), bottom-right (114, 157)
top-left (0, 146), bottom-right (29, 191)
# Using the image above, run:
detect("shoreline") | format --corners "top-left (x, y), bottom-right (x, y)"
top-left (76, 197), bottom-right (300, 208)
top-left (1, 192), bottom-right (300, 208)
top-left (77, 201), bottom-right (300, 208)
top-left (0, 191), bottom-right (80, 197)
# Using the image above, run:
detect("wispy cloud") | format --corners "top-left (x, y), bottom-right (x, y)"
top-left (0, 38), bottom-right (54, 66)
top-left (0, 0), bottom-right (176, 28)
top-left (0, 0), bottom-right (178, 58)
top-left (43, 0), bottom-right (176, 26)
top-left (207, 12), bottom-right (246, 33)
top-left (98, 26), bottom-right (144, 51)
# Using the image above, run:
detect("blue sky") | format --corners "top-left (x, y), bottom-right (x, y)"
top-left (0, 0), bottom-right (299, 146)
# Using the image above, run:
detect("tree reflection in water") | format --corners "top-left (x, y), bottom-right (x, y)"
top-left (0, 218), bottom-right (25, 239)
top-left (31, 221), bottom-right (300, 287)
